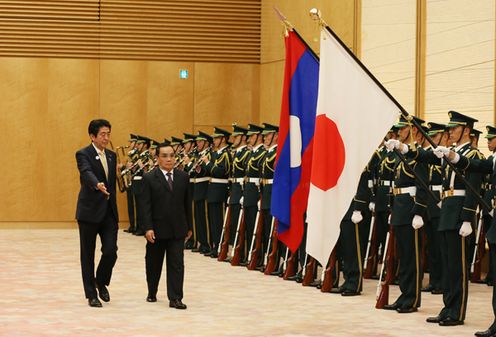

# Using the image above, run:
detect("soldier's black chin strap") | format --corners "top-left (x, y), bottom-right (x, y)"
top-left (454, 126), bottom-right (466, 145)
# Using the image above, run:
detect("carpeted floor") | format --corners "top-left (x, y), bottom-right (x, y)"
top-left (0, 229), bottom-right (492, 337)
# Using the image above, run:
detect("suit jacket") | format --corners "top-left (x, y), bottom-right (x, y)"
top-left (75, 144), bottom-right (118, 223)
top-left (141, 168), bottom-right (193, 239)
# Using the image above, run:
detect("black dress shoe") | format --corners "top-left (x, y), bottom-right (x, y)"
top-left (341, 290), bottom-right (360, 296)
top-left (396, 307), bottom-right (417, 313)
top-left (431, 288), bottom-right (443, 295)
top-left (210, 252), bottom-right (219, 258)
top-left (191, 248), bottom-right (200, 253)
top-left (97, 285), bottom-right (110, 302)
top-left (239, 261), bottom-right (249, 267)
top-left (270, 270), bottom-right (283, 276)
top-left (134, 230), bottom-right (145, 236)
top-left (124, 227), bottom-right (135, 233)
top-left (421, 285), bottom-right (434, 292)
top-left (309, 280), bottom-right (321, 288)
top-left (146, 295), bottom-right (157, 303)
top-left (439, 317), bottom-right (464, 326)
top-left (475, 328), bottom-right (496, 337)
top-left (169, 299), bottom-right (187, 310)
top-left (330, 286), bottom-right (345, 294)
top-left (383, 303), bottom-right (400, 310)
top-left (88, 298), bottom-right (102, 307)
top-left (426, 315), bottom-right (443, 323)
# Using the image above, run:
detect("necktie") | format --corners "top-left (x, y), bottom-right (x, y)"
top-left (99, 150), bottom-right (109, 180)
top-left (166, 172), bottom-right (173, 191)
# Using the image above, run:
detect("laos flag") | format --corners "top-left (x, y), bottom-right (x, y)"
top-left (271, 31), bottom-right (319, 253)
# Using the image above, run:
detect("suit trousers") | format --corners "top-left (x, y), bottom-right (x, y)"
top-left (425, 217), bottom-right (443, 289)
top-left (146, 238), bottom-right (185, 301)
top-left (207, 201), bottom-right (224, 250)
top-left (126, 189), bottom-right (135, 230)
top-left (78, 205), bottom-right (118, 299)
top-left (229, 204), bottom-right (241, 245)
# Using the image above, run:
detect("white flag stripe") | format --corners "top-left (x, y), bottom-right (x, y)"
top-left (306, 28), bottom-right (399, 266)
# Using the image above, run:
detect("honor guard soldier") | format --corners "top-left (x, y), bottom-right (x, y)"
top-left (436, 125), bottom-right (496, 336)
top-left (331, 159), bottom-right (376, 295)
top-left (259, 123), bottom-right (278, 269)
top-left (182, 133), bottom-right (198, 249)
top-left (369, 127), bottom-right (398, 276)
top-left (171, 136), bottom-right (183, 154)
top-left (227, 124), bottom-right (250, 260)
top-left (241, 124), bottom-right (266, 265)
top-left (383, 115), bottom-right (429, 313)
top-left (391, 111), bottom-right (483, 326)
top-left (133, 136), bottom-right (151, 236)
top-left (203, 127), bottom-right (232, 258)
top-left (191, 131), bottom-right (213, 254)
top-left (124, 134), bottom-right (139, 233)
top-left (421, 122), bottom-right (448, 294)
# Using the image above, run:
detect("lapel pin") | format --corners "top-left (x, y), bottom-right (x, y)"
top-left (95, 156), bottom-right (100, 160)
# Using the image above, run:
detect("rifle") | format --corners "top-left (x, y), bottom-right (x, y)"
top-left (376, 226), bottom-right (396, 309)
top-left (470, 212), bottom-right (486, 283)
top-left (283, 251), bottom-right (297, 279)
top-left (263, 218), bottom-right (278, 275)
top-left (230, 205), bottom-right (246, 266)
top-left (217, 197), bottom-right (232, 262)
top-left (363, 212), bottom-right (378, 279)
top-left (247, 200), bottom-right (264, 270)
top-left (302, 256), bottom-right (317, 286)
top-left (320, 246), bottom-right (338, 292)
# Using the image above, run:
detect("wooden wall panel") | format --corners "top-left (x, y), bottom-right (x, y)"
top-left (0, 58), bottom-right (99, 222)
top-left (0, 0), bottom-right (261, 63)
top-left (194, 63), bottom-right (260, 127)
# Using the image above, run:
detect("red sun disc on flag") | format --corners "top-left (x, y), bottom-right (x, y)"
top-left (311, 114), bottom-right (345, 191)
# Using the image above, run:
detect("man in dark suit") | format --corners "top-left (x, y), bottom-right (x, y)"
top-left (75, 119), bottom-right (119, 308)
top-left (142, 143), bottom-right (193, 309)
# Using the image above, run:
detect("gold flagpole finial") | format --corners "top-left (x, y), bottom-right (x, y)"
top-left (273, 7), bottom-right (294, 36)
top-left (309, 8), bottom-right (328, 28)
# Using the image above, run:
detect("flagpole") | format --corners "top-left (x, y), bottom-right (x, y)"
top-left (274, 7), bottom-right (319, 62)
top-left (310, 8), bottom-right (491, 212)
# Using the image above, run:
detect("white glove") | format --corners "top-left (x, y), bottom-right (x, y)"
top-left (459, 221), bottom-right (473, 237)
top-left (490, 209), bottom-right (494, 218)
top-left (433, 146), bottom-right (450, 159)
top-left (369, 202), bottom-right (375, 212)
top-left (437, 201), bottom-right (442, 209)
top-left (385, 139), bottom-right (400, 151)
top-left (388, 214), bottom-right (392, 225)
top-left (412, 214), bottom-right (424, 229)
top-left (351, 211), bottom-right (363, 224)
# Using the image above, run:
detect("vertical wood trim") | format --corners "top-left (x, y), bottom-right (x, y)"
top-left (353, 0), bottom-right (362, 58)
top-left (415, 0), bottom-right (426, 119)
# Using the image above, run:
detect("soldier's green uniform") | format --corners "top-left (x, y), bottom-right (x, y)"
top-left (411, 111), bottom-right (483, 325)
top-left (422, 123), bottom-right (446, 294)
top-left (242, 124), bottom-right (266, 264)
top-left (124, 133), bottom-right (139, 233)
top-left (384, 116), bottom-right (428, 313)
top-left (260, 124), bottom-right (278, 268)
top-left (229, 125), bottom-right (250, 247)
top-left (182, 133), bottom-right (197, 249)
top-left (204, 128), bottom-right (232, 258)
top-left (192, 131), bottom-right (212, 254)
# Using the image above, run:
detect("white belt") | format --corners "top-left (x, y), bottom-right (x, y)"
top-left (189, 178), bottom-right (195, 183)
top-left (210, 178), bottom-right (229, 184)
top-left (368, 180), bottom-right (374, 188)
top-left (246, 177), bottom-right (260, 185)
top-left (232, 178), bottom-right (244, 183)
top-left (380, 181), bottom-right (391, 187)
top-left (393, 186), bottom-right (416, 196)
top-left (193, 177), bottom-right (210, 183)
top-left (442, 189), bottom-right (466, 198)
top-left (133, 176), bottom-right (143, 181)
top-left (262, 179), bottom-right (273, 185)
top-left (430, 185), bottom-right (442, 192)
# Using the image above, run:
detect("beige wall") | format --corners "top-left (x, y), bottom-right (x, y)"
top-left (0, 59), bottom-right (259, 227)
